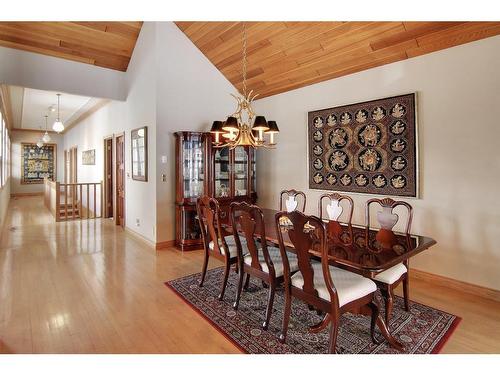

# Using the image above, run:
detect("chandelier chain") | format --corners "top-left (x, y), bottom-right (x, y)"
top-left (242, 22), bottom-right (247, 97)
top-left (57, 94), bottom-right (60, 120)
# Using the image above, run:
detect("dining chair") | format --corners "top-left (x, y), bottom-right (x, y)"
top-left (230, 201), bottom-right (299, 330)
top-left (365, 197), bottom-right (413, 324)
top-left (318, 192), bottom-right (354, 246)
top-left (275, 210), bottom-right (380, 353)
top-left (279, 189), bottom-right (306, 213)
top-left (197, 195), bottom-right (246, 301)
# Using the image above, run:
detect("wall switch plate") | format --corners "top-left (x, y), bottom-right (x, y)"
top-left (162, 174), bottom-right (167, 182)
top-left (161, 155), bottom-right (167, 164)
top-left (136, 219), bottom-right (140, 227)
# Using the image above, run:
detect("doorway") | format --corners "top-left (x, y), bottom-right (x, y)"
top-left (115, 133), bottom-right (125, 228)
top-left (103, 137), bottom-right (113, 219)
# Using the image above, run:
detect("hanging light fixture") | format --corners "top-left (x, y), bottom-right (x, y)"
top-left (210, 22), bottom-right (279, 149)
top-left (36, 127), bottom-right (44, 148)
top-left (52, 93), bottom-right (65, 133)
top-left (42, 115), bottom-right (51, 143)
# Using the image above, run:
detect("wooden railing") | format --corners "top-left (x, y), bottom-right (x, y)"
top-left (44, 178), bottom-right (103, 221)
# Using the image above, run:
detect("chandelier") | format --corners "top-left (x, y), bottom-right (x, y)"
top-left (210, 23), bottom-right (279, 149)
top-left (52, 93), bottom-right (64, 133)
top-left (42, 115), bottom-right (51, 143)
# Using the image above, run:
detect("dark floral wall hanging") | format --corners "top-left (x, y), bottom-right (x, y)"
top-left (21, 143), bottom-right (57, 184)
top-left (308, 93), bottom-right (417, 197)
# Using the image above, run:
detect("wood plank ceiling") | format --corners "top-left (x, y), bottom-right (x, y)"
top-left (0, 22), bottom-right (143, 71)
top-left (176, 21), bottom-right (500, 98)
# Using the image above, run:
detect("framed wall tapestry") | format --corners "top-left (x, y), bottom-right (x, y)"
top-left (308, 93), bottom-right (418, 197)
top-left (82, 149), bottom-right (96, 165)
top-left (21, 143), bottom-right (57, 184)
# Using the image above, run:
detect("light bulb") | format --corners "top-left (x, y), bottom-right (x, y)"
top-left (36, 139), bottom-right (43, 148)
top-left (42, 132), bottom-right (51, 143)
top-left (53, 120), bottom-right (64, 133)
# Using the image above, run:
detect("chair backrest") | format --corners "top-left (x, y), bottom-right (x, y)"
top-left (230, 202), bottom-right (276, 275)
top-left (365, 197), bottom-right (413, 251)
top-left (196, 195), bottom-right (227, 256)
top-left (318, 192), bottom-right (354, 245)
top-left (279, 189), bottom-right (306, 213)
top-left (275, 210), bottom-right (340, 308)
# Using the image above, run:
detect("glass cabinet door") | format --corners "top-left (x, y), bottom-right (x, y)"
top-left (180, 207), bottom-right (202, 241)
top-left (233, 146), bottom-right (248, 197)
top-left (183, 135), bottom-right (204, 199)
top-left (214, 147), bottom-right (230, 198)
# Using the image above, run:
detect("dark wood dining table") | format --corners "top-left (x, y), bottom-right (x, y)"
top-left (255, 208), bottom-right (437, 278)
top-left (224, 208), bottom-right (438, 351)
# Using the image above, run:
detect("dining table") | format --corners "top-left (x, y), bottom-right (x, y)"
top-left (224, 207), bottom-right (438, 351)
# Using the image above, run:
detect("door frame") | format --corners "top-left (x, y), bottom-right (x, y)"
top-left (115, 132), bottom-right (125, 228)
top-left (103, 135), bottom-right (114, 219)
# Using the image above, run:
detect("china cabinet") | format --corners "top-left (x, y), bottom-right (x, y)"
top-left (174, 131), bottom-right (257, 251)
top-left (174, 132), bottom-right (208, 251)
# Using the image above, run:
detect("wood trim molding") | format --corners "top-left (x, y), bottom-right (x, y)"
top-left (410, 268), bottom-right (500, 303)
top-left (124, 227), bottom-right (156, 252)
top-left (11, 192), bottom-right (44, 197)
top-left (156, 240), bottom-right (175, 250)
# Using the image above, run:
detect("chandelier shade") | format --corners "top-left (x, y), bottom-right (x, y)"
top-left (210, 121), bottom-right (224, 133)
top-left (42, 115), bottom-right (51, 143)
top-left (222, 116), bottom-right (238, 131)
top-left (42, 132), bottom-right (51, 143)
top-left (265, 120), bottom-right (279, 133)
top-left (252, 116), bottom-right (269, 131)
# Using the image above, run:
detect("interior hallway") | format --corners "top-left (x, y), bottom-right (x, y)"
top-left (0, 196), bottom-right (499, 353)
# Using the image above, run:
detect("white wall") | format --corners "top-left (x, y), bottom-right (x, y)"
top-left (155, 22), bottom-right (236, 243)
top-left (253, 35), bottom-right (500, 291)
top-left (63, 22), bottom-right (157, 243)
top-left (10, 131), bottom-right (64, 194)
top-left (0, 46), bottom-right (126, 100)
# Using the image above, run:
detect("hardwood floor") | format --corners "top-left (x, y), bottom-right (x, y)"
top-left (1, 196), bottom-right (499, 353)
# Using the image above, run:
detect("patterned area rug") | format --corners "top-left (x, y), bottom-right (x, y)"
top-left (165, 268), bottom-right (461, 354)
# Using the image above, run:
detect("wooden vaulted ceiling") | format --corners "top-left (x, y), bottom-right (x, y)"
top-left (0, 22), bottom-right (143, 71)
top-left (176, 21), bottom-right (500, 98)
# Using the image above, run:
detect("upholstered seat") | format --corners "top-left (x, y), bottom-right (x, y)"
top-left (208, 236), bottom-right (247, 258)
top-left (372, 263), bottom-right (407, 284)
top-left (291, 262), bottom-right (376, 307)
top-left (243, 246), bottom-right (299, 277)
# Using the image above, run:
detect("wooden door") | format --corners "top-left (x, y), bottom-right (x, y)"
top-left (115, 134), bottom-right (125, 228)
top-left (104, 138), bottom-right (113, 218)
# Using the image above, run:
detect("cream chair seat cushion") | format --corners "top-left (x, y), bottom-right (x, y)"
top-left (208, 236), bottom-right (247, 258)
top-left (372, 263), bottom-right (407, 284)
top-left (243, 246), bottom-right (299, 277)
top-left (291, 262), bottom-right (376, 307)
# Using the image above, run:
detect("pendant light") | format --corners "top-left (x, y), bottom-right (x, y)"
top-left (52, 93), bottom-right (65, 133)
top-left (42, 115), bottom-right (51, 143)
top-left (210, 23), bottom-right (279, 149)
top-left (36, 127), bottom-right (44, 148)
